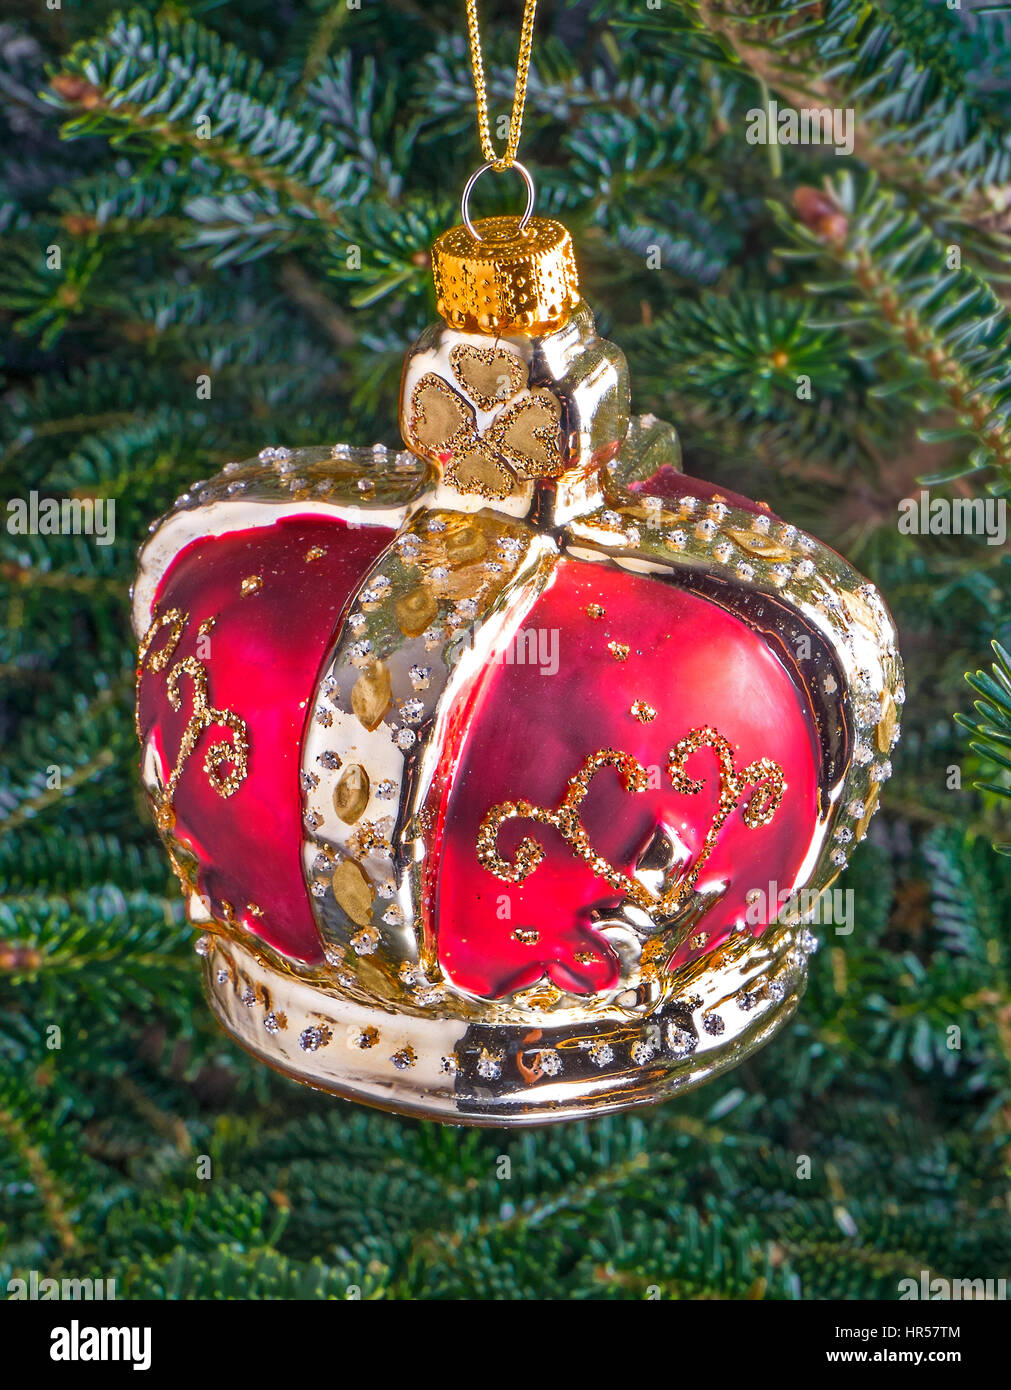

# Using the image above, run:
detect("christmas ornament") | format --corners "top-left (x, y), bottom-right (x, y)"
top-left (132, 2), bottom-right (902, 1124)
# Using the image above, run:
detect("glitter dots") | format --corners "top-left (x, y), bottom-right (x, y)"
top-left (630, 700), bottom-right (656, 723)
top-left (351, 926), bottom-right (380, 956)
top-left (391, 1046), bottom-right (416, 1070)
top-left (240, 574), bottom-right (263, 597)
top-left (476, 1048), bottom-right (503, 1079)
top-left (855, 697), bottom-right (879, 726)
top-left (347, 639), bottom-right (374, 667)
top-left (666, 1022), bottom-right (697, 1058)
top-left (409, 665), bottom-right (432, 690)
top-left (608, 641), bottom-right (630, 662)
top-left (298, 1024), bottom-right (332, 1052)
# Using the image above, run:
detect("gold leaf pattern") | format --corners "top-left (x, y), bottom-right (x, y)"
top-left (487, 389), bottom-right (564, 478)
top-left (331, 859), bottom-right (375, 926)
top-left (407, 375), bottom-right (472, 455)
top-left (334, 763), bottom-right (370, 824)
top-left (405, 351), bottom-right (565, 499)
top-left (450, 344), bottom-right (527, 409)
top-left (444, 439), bottom-right (517, 500)
top-left (351, 660), bottom-right (392, 731)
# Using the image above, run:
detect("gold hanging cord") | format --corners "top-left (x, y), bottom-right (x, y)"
top-left (464, 0), bottom-right (539, 171)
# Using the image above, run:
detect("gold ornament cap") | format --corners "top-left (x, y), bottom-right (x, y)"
top-left (432, 215), bottom-right (580, 336)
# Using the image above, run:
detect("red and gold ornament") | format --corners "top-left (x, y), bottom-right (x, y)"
top-left (134, 204), bottom-right (901, 1124)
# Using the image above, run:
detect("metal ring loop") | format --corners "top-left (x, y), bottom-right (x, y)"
top-left (461, 161), bottom-right (535, 242)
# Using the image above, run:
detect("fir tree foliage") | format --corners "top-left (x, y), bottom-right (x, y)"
top-left (0, 0), bottom-right (1009, 1301)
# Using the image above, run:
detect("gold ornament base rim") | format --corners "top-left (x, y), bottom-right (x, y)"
top-left (203, 927), bottom-right (810, 1126)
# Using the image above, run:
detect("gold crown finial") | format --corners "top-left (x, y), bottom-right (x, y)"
top-left (432, 215), bottom-right (580, 337)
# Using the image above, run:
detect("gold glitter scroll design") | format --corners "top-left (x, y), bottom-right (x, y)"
top-left (476, 728), bottom-right (786, 919)
top-left (405, 345), bottom-right (564, 501)
top-left (667, 727), bottom-right (785, 900)
top-left (138, 609), bottom-right (249, 830)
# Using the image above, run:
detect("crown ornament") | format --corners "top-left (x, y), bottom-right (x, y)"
top-left (133, 210), bottom-right (902, 1124)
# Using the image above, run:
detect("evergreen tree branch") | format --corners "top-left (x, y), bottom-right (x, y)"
top-left (776, 175), bottom-right (1011, 484)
